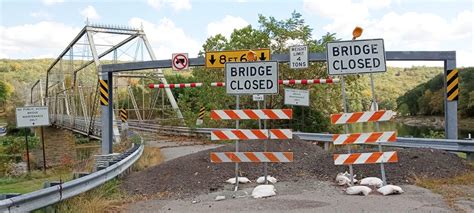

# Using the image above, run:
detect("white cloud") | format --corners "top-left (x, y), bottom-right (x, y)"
top-left (147, 0), bottom-right (191, 11)
top-left (30, 11), bottom-right (51, 19)
top-left (207, 15), bottom-right (248, 38)
top-left (304, 0), bottom-right (473, 66)
top-left (80, 6), bottom-right (100, 20)
top-left (128, 17), bottom-right (201, 59)
top-left (42, 0), bottom-right (64, 6)
top-left (0, 52), bottom-right (8, 59)
top-left (0, 22), bottom-right (79, 59)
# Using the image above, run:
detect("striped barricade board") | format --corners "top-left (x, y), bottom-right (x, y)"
top-left (333, 151), bottom-right (398, 165)
top-left (330, 110), bottom-right (394, 124)
top-left (332, 131), bottom-right (396, 145)
top-left (211, 109), bottom-right (292, 120)
top-left (149, 83), bottom-right (203, 89)
top-left (211, 129), bottom-right (292, 140)
top-left (210, 152), bottom-right (293, 163)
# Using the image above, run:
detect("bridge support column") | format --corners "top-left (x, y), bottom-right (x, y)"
top-left (444, 58), bottom-right (458, 139)
top-left (101, 71), bottom-right (113, 154)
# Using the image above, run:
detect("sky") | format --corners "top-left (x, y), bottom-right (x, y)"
top-left (0, 0), bottom-right (473, 67)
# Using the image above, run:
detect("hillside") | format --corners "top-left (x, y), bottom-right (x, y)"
top-left (397, 67), bottom-right (474, 117)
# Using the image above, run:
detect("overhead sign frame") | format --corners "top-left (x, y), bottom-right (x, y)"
top-left (289, 45), bottom-right (309, 69)
top-left (284, 88), bottom-right (310, 106)
top-left (205, 49), bottom-right (271, 68)
top-left (16, 106), bottom-right (50, 128)
top-left (326, 38), bottom-right (386, 75)
top-left (225, 61), bottom-right (279, 95)
top-left (172, 53), bottom-right (189, 71)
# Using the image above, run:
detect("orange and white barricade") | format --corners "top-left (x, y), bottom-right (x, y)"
top-left (211, 109), bottom-right (292, 120)
top-left (330, 110), bottom-right (394, 124)
top-left (332, 131), bottom-right (396, 145)
top-left (210, 152), bottom-right (293, 163)
top-left (333, 151), bottom-right (398, 165)
top-left (211, 129), bottom-right (292, 140)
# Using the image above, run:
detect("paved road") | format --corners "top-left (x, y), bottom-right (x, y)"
top-left (128, 179), bottom-right (453, 212)
top-left (126, 139), bottom-right (455, 213)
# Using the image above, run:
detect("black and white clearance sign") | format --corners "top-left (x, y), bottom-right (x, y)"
top-left (225, 61), bottom-right (278, 95)
top-left (326, 39), bottom-right (386, 75)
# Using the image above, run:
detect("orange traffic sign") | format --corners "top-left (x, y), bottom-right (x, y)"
top-left (205, 49), bottom-right (271, 68)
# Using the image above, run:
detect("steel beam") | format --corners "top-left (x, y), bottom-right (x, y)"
top-left (101, 51), bottom-right (456, 72)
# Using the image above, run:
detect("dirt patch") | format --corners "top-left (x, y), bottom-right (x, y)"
top-left (122, 138), bottom-right (470, 199)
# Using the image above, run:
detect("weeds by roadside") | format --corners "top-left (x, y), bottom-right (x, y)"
top-left (415, 164), bottom-right (474, 211)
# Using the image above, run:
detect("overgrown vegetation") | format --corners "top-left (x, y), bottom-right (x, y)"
top-left (54, 179), bottom-right (129, 213)
top-left (415, 164), bottom-right (474, 210)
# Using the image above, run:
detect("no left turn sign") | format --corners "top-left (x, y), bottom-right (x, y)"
top-left (172, 53), bottom-right (189, 71)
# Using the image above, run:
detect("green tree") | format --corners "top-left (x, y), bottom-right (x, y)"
top-left (0, 80), bottom-right (13, 103)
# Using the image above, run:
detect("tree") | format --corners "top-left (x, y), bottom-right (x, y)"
top-left (0, 80), bottom-right (13, 103)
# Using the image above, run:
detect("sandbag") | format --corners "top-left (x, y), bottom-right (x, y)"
top-left (360, 177), bottom-right (383, 188)
top-left (377, 185), bottom-right (404, 195)
top-left (225, 177), bottom-right (251, 184)
top-left (345, 185), bottom-right (372, 196)
top-left (256, 176), bottom-right (277, 184)
top-left (335, 172), bottom-right (358, 186)
top-left (252, 185), bottom-right (276, 198)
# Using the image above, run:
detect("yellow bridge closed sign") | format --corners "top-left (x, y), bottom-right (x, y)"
top-left (205, 49), bottom-right (271, 68)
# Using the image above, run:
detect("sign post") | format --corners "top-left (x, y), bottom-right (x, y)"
top-left (16, 106), bottom-right (50, 172)
top-left (225, 61), bottom-right (279, 190)
top-left (327, 28), bottom-right (390, 185)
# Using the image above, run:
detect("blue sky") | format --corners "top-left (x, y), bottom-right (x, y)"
top-left (1, 0), bottom-right (473, 67)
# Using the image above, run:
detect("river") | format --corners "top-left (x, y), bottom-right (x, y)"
top-left (349, 121), bottom-right (472, 139)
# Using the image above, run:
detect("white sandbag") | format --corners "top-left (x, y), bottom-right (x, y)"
top-left (335, 172), bottom-right (358, 186)
top-left (226, 177), bottom-right (251, 184)
top-left (360, 177), bottom-right (383, 188)
top-left (345, 186), bottom-right (372, 196)
top-left (252, 185), bottom-right (276, 198)
top-left (335, 175), bottom-right (351, 186)
top-left (256, 176), bottom-right (278, 184)
top-left (377, 185), bottom-right (404, 196)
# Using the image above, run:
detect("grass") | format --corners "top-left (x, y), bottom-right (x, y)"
top-left (54, 179), bottom-right (133, 213)
top-left (133, 146), bottom-right (163, 171)
top-left (415, 164), bottom-right (474, 210)
top-left (0, 168), bottom-right (72, 194)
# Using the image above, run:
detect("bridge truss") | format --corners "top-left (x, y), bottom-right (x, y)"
top-left (35, 24), bottom-right (183, 148)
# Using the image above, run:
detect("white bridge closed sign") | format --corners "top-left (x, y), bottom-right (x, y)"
top-left (327, 39), bottom-right (386, 75)
top-left (225, 61), bottom-right (278, 95)
top-left (16, 106), bottom-right (50, 128)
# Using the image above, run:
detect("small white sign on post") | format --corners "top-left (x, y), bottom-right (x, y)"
top-left (284, 89), bottom-right (309, 106)
top-left (252, 94), bottom-right (264, 101)
top-left (326, 39), bottom-right (386, 75)
top-left (290, 45), bottom-right (308, 69)
top-left (225, 61), bottom-right (279, 95)
top-left (16, 106), bottom-right (50, 128)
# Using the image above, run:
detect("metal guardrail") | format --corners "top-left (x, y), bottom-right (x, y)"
top-left (0, 135), bottom-right (144, 212)
top-left (128, 122), bottom-right (474, 154)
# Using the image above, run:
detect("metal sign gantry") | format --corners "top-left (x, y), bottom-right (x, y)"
top-left (101, 51), bottom-right (458, 153)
